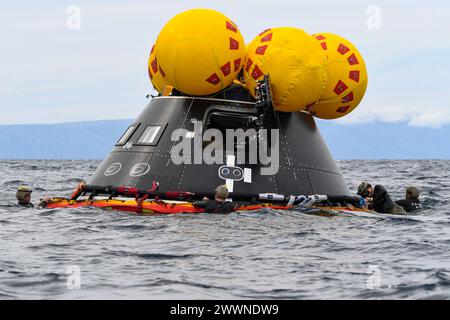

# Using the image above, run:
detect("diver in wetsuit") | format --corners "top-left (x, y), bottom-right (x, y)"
top-left (357, 182), bottom-right (406, 214)
top-left (395, 186), bottom-right (422, 212)
top-left (193, 185), bottom-right (236, 214)
top-left (16, 186), bottom-right (34, 208)
top-left (369, 185), bottom-right (406, 214)
top-left (357, 182), bottom-right (373, 209)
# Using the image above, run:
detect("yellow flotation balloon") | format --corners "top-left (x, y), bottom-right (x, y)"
top-left (243, 27), bottom-right (328, 112)
top-left (307, 33), bottom-right (368, 119)
top-left (149, 9), bottom-right (246, 96)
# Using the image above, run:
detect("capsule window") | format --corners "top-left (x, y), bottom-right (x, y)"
top-left (136, 124), bottom-right (166, 146)
top-left (116, 124), bottom-right (139, 146)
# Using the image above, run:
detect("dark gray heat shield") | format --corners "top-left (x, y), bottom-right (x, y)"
top-left (88, 97), bottom-right (350, 196)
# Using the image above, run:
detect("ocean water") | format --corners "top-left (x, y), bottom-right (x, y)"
top-left (0, 160), bottom-right (449, 300)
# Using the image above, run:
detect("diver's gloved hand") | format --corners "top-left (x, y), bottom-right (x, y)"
top-left (357, 196), bottom-right (366, 208)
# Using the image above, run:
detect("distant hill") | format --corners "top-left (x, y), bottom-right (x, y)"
top-left (0, 120), bottom-right (130, 160)
top-left (0, 119), bottom-right (449, 160)
top-left (316, 120), bottom-right (450, 159)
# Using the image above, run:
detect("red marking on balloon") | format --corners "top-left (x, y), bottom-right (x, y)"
top-left (349, 70), bottom-right (360, 83)
top-left (251, 65), bottom-right (263, 80)
top-left (341, 92), bottom-right (354, 103)
top-left (234, 58), bottom-right (242, 72)
top-left (150, 45), bottom-right (155, 54)
top-left (206, 73), bottom-right (220, 85)
top-left (255, 45), bottom-right (268, 55)
top-left (226, 21), bottom-right (237, 33)
top-left (221, 62), bottom-right (231, 76)
top-left (261, 33), bottom-right (272, 42)
top-left (337, 106), bottom-right (350, 113)
top-left (159, 66), bottom-right (166, 77)
top-left (258, 28), bottom-right (271, 36)
top-left (348, 53), bottom-right (359, 65)
top-left (245, 58), bottom-right (253, 72)
top-left (320, 42), bottom-right (327, 50)
top-left (337, 43), bottom-right (350, 55)
top-left (151, 58), bottom-right (158, 73)
top-left (315, 35), bottom-right (326, 40)
top-left (229, 38), bottom-right (239, 50)
top-left (333, 80), bottom-right (348, 95)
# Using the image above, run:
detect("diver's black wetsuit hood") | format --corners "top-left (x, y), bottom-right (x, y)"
top-left (370, 185), bottom-right (395, 213)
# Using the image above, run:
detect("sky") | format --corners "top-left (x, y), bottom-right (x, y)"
top-left (1, 0), bottom-right (450, 129)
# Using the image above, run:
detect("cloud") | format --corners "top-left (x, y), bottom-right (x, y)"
top-left (336, 104), bottom-right (450, 129)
